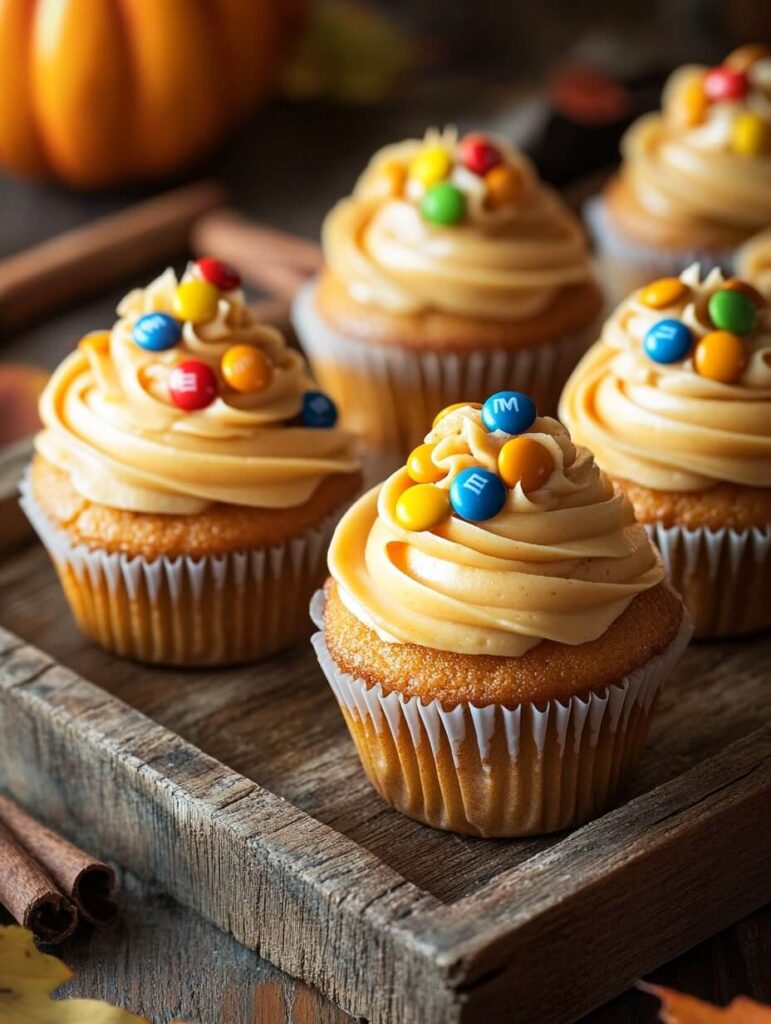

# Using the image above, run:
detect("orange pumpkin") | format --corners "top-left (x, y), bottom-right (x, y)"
top-left (0, 0), bottom-right (307, 188)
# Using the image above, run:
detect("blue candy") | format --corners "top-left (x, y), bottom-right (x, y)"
top-left (449, 467), bottom-right (506, 522)
top-left (133, 312), bottom-right (181, 352)
top-left (481, 391), bottom-right (537, 435)
top-left (301, 390), bottom-right (338, 428)
top-left (643, 318), bottom-right (692, 364)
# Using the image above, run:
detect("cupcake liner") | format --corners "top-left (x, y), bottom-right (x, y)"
top-left (293, 280), bottom-right (597, 463)
top-left (646, 522), bottom-right (771, 639)
top-left (20, 473), bottom-right (340, 667)
top-left (310, 590), bottom-right (692, 837)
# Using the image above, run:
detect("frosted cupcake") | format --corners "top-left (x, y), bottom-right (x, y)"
top-left (310, 394), bottom-right (689, 837)
top-left (23, 259), bottom-right (361, 666)
top-left (293, 129), bottom-right (602, 461)
top-left (560, 265), bottom-right (771, 637)
top-left (587, 45), bottom-right (771, 299)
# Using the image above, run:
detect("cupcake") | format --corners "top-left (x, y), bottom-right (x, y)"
top-left (310, 394), bottom-right (689, 837)
top-left (293, 128), bottom-right (602, 463)
top-left (560, 265), bottom-right (771, 638)
top-left (737, 225), bottom-right (771, 295)
top-left (587, 45), bottom-right (771, 299)
top-left (23, 260), bottom-right (361, 666)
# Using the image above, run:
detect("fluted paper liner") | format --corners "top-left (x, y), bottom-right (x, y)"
top-left (20, 473), bottom-right (341, 667)
top-left (310, 589), bottom-right (692, 837)
top-left (647, 522), bottom-right (771, 639)
top-left (293, 280), bottom-right (597, 461)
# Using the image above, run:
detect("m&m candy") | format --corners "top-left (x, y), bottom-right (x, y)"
top-left (133, 312), bottom-right (181, 351)
top-left (421, 182), bottom-right (466, 226)
top-left (450, 467), bottom-right (506, 522)
top-left (168, 359), bottom-right (218, 411)
top-left (485, 165), bottom-right (524, 210)
top-left (409, 146), bottom-right (452, 187)
top-left (694, 331), bottom-right (747, 383)
top-left (407, 443), bottom-right (445, 483)
top-left (432, 402), bottom-right (481, 427)
top-left (704, 66), bottom-right (749, 102)
top-left (395, 484), bottom-right (450, 532)
top-left (708, 288), bottom-right (757, 334)
top-left (221, 345), bottom-right (272, 394)
top-left (173, 280), bottom-right (220, 324)
top-left (643, 319), bottom-right (693, 364)
top-left (481, 391), bottom-right (536, 435)
top-left (498, 437), bottom-right (554, 492)
top-left (301, 391), bottom-right (338, 428)
top-left (458, 134), bottom-right (503, 176)
top-left (640, 277), bottom-right (689, 310)
top-left (731, 112), bottom-right (771, 156)
top-left (195, 257), bottom-right (241, 292)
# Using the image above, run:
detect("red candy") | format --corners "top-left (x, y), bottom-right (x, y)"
top-left (704, 66), bottom-right (749, 102)
top-left (168, 359), bottom-right (218, 411)
top-left (458, 134), bottom-right (503, 176)
top-left (195, 257), bottom-right (241, 292)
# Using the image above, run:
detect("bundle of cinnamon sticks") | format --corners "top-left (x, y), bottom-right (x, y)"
top-left (0, 794), bottom-right (116, 944)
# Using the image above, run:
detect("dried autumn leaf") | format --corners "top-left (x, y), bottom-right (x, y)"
top-left (643, 982), bottom-right (771, 1023)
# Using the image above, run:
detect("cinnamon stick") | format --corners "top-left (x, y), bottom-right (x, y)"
top-left (0, 795), bottom-right (116, 927)
top-left (0, 819), bottom-right (77, 944)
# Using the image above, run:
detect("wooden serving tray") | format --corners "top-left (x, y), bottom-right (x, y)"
top-left (0, 534), bottom-right (769, 1024)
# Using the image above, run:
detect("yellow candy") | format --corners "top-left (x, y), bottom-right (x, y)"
top-left (694, 330), bottom-right (747, 383)
top-left (221, 345), bottom-right (273, 393)
top-left (432, 401), bottom-right (481, 428)
top-left (173, 280), bottom-right (220, 324)
top-left (640, 277), bottom-right (690, 310)
top-left (406, 443), bottom-right (445, 483)
top-left (78, 330), bottom-right (111, 355)
top-left (484, 164), bottom-right (524, 210)
top-left (670, 77), bottom-right (708, 129)
top-left (409, 146), bottom-right (452, 187)
top-left (732, 112), bottom-right (771, 156)
top-left (498, 437), bottom-right (554, 492)
top-left (395, 484), bottom-right (450, 532)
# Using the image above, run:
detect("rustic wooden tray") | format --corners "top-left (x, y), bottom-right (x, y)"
top-left (0, 527), bottom-right (769, 1024)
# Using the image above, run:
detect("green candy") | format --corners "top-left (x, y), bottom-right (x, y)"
top-left (421, 182), bottom-right (466, 226)
top-left (708, 288), bottom-right (757, 334)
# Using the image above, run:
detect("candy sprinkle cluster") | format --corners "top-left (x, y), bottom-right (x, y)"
top-left (395, 392), bottom-right (554, 532)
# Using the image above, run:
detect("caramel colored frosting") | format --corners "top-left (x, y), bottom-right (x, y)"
top-left (328, 407), bottom-right (664, 657)
top-left (737, 226), bottom-right (771, 296)
top-left (560, 265), bottom-right (771, 492)
top-left (36, 267), bottom-right (359, 515)
top-left (322, 129), bottom-right (594, 321)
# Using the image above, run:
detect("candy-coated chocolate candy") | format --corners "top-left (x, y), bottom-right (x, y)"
top-left (371, 159), bottom-right (407, 199)
top-left (221, 345), bottom-right (272, 394)
top-left (481, 391), bottom-right (537, 435)
top-left (432, 401), bottom-right (481, 427)
top-left (407, 443), bottom-right (445, 484)
top-left (409, 146), bottom-right (452, 187)
top-left (395, 483), bottom-right (450, 532)
top-left (168, 359), bottom-right (218, 411)
top-left (708, 288), bottom-right (757, 334)
top-left (173, 280), bottom-right (221, 324)
top-left (485, 164), bottom-right (524, 209)
top-left (458, 134), bottom-right (503, 176)
top-left (670, 77), bottom-right (708, 129)
top-left (421, 182), bottom-right (466, 226)
top-left (723, 277), bottom-right (766, 308)
top-left (731, 112), bottom-right (771, 156)
top-left (301, 390), bottom-right (338, 428)
top-left (498, 437), bottom-right (554, 492)
top-left (195, 257), bottom-right (241, 292)
top-left (704, 66), bottom-right (749, 102)
top-left (78, 330), bottom-right (111, 355)
top-left (694, 330), bottom-right (747, 383)
top-left (449, 467), bottom-right (506, 522)
top-left (133, 312), bottom-right (181, 351)
top-left (643, 319), bottom-right (693, 364)
top-left (640, 277), bottom-right (689, 310)
top-left (725, 44), bottom-right (771, 73)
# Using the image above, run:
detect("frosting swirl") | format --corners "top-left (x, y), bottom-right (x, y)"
top-left (329, 407), bottom-right (664, 656)
top-left (559, 265), bottom-right (771, 491)
top-left (36, 266), bottom-right (359, 514)
top-left (322, 129), bottom-right (594, 321)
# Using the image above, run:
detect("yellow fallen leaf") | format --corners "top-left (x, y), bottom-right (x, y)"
top-left (642, 983), bottom-right (771, 1023)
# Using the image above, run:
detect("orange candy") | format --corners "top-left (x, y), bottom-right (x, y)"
top-left (498, 437), bottom-right (554, 493)
top-left (432, 401), bottom-right (481, 428)
top-left (670, 77), bottom-right (709, 129)
top-left (221, 345), bottom-right (273, 393)
top-left (725, 44), bottom-right (771, 73)
top-left (693, 331), bottom-right (747, 383)
top-left (485, 164), bottom-right (524, 209)
top-left (640, 277), bottom-right (690, 310)
top-left (407, 443), bottom-right (445, 483)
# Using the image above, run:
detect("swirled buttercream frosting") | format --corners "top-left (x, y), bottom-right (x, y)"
top-left (560, 265), bottom-right (771, 491)
top-left (36, 263), bottom-right (359, 515)
top-left (328, 401), bottom-right (664, 656)
top-left (322, 128), bottom-right (595, 321)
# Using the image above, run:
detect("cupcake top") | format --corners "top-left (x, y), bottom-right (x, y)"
top-left (328, 393), bottom-right (664, 657)
top-left (322, 128), bottom-right (595, 321)
top-left (36, 259), bottom-right (359, 515)
top-left (559, 265), bottom-right (771, 492)
top-left (618, 45), bottom-right (771, 242)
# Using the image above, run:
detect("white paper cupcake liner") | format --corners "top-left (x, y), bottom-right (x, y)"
top-left (646, 522), bottom-right (771, 638)
top-left (310, 589), bottom-right (692, 837)
top-left (20, 473), bottom-right (341, 666)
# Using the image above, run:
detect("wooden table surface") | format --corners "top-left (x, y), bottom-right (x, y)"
top-left (1, 90), bottom-right (769, 1023)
